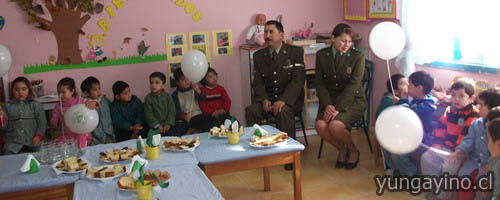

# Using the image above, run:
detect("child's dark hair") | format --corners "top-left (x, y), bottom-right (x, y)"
top-left (478, 88), bottom-right (500, 109)
top-left (80, 76), bottom-right (100, 94)
top-left (409, 71), bottom-right (434, 95)
top-left (150, 72), bottom-right (166, 84)
top-left (332, 23), bottom-right (353, 38)
top-left (200, 67), bottom-right (217, 86)
top-left (386, 73), bottom-right (405, 93)
top-left (488, 118), bottom-right (500, 142)
top-left (10, 76), bottom-right (33, 99)
top-left (173, 68), bottom-right (184, 83)
top-left (57, 77), bottom-right (77, 97)
top-left (487, 106), bottom-right (500, 122)
top-left (450, 81), bottom-right (475, 97)
top-left (112, 81), bottom-right (129, 96)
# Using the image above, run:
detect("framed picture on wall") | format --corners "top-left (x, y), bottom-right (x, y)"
top-left (344, 0), bottom-right (368, 21)
top-left (212, 30), bottom-right (233, 56)
top-left (168, 62), bottom-right (181, 88)
top-left (165, 33), bottom-right (187, 61)
top-left (368, 0), bottom-right (397, 19)
top-left (189, 31), bottom-right (210, 60)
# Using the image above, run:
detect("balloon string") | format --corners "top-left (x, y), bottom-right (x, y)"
top-left (386, 59), bottom-right (396, 97)
top-left (59, 95), bottom-right (65, 138)
top-left (420, 143), bottom-right (451, 156)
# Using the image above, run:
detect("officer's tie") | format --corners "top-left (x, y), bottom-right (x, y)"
top-left (272, 51), bottom-right (278, 64)
top-left (334, 52), bottom-right (342, 66)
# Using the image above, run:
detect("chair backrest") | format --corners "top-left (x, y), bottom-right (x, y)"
top-left (362, 59), bottom-right (374, 127)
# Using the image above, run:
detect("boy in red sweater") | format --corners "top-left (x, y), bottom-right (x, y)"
top-left (199, 67), bottom-right (236, 126)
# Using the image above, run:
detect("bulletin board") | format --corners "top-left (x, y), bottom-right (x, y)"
top-left (344, 0), bottom-right (368, 21)
top-left (368, 0), bottom-right (397, 19)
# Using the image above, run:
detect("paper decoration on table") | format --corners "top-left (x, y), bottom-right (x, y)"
top-left (20, 154), bottom-right (40, 174)
top-left (249, 124), bottom-right (268, 137)
top-left (146, 129), bottom-right (161, 147)
top-left (137, 136), bottom-right (146, 153)
top-left (138, 40), bottom-right (150, 56)
top-left (127, 155), bottom-right (148, 177)
top-left (0, 16), bottom-right (5, 31)
top-left (166, 32), bottom-right (187, 61)
top-left (213, 30), bottom-right (233, 56)
top-left (231, 121), bottom-right (239, 134)
top-left (189, 31), bottom-right (210, 60)
top-left (152, 173), bottom-right (169, 192)
top-left (224, 119), bottom-right (232, 130)
top-left (152, 134), bottom-right (161, 146)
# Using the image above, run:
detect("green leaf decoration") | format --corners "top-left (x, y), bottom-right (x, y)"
top-left (28, 159), bottom-right (40, 174)
top-left (131, 161), bottom-right (140, 172)
top-left (136, 139), bottom-right (144, 153)
top-left (146, 129), bottom-right (160, 147)
top-left (254, 128), bottom-right (262, 137)
top-left (138, 164), bottom-right (145, 186)
top-left (152, 174), bottom-right (169, 188)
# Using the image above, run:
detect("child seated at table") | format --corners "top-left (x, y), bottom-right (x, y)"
top-left (199, 67), bottom-right (235, 127)
top-left (172, 68), bottom-right (212, 133)
top-left (110, 81), bottom-right (148, 142)
top-left (144, 72), bottom-right (178, 136)
top-left (393, 71), bottom-right (437, 176)
top-left (420, 80), bottom-right (480, 199)
top-left (81, 76), bottom-right (114, 145)
top-left (480, 107), bottom-right (500, 199)
top-left (0, 77), bottom-right (47, 154)
top-left (375, 73), bottom-right (408, 175)
top-left (51, 77), bottom-right (98, 149)
top-left (448, 88), bottom-right (500, 199)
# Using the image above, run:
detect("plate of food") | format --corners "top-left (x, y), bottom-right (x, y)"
top-left (99, 147), bottom-right (140, 163)
top-left (162, 136), bottom-right (200, 151)
top-left (117, 169), bottom-right (171, 191)
top-left (86, 164), bottom-right (127, 182)
top-left (209, 125), bottom-right (245, 138)
top-left (52, 156), bottom-right (89, 174)
top-left (249, 132), bottom-right (289, 148)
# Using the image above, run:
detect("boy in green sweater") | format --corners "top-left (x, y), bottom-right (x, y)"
top-left (109, 81), bottom-right (148, 142)
top-left (144, 72), bottom-right (179, 136)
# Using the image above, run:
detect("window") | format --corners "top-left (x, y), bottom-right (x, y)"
top-left (405, 0), bottom-right (500, 71)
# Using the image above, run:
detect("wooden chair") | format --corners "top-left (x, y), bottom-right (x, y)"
top-left (317, 59), bottom-right (374, 159)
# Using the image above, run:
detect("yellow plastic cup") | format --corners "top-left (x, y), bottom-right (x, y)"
top-left (228, 132), bottom-right (239, 144)
top-left (145, 146), bottom-right (159, 160)
top-left (136, 180), bottom-right (152, 200)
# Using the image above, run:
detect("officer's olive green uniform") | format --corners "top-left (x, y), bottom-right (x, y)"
top-left (245, 43), bottom-right (305, 139)
top-left (315, 47), bottom-right (366, 130)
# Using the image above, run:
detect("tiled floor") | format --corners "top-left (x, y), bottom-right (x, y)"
top-left (211, 130), bottom-right (426, 200)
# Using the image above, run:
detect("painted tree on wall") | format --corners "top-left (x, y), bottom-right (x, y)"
top-left (11, 0), bottom-right (103, 65)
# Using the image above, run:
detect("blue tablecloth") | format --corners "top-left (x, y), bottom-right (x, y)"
top-left (73, 165), bottom-right (224, 200)
top-left (0, 153), bottom-right (80, 193)
top-left (82, 137), bottom-right (199, 168)
top-left (194, 125), bottom-right (305, 164)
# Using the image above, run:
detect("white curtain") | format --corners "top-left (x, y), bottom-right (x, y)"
top-left (395, 0), bottom-right (500, 75)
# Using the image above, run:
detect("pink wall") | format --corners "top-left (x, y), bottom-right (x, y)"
top-left (0, 0), bottom-right (344, 121)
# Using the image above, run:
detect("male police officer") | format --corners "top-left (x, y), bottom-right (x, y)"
top-left (245, 21), bottom-right (305, 170)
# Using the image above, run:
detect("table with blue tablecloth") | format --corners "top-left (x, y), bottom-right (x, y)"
top-left (82, 137), bottom-right (199, 168)
top-left (0, 125), bottom-right (304, 200)
top-left (73, 164), bottom-right (223, 200)
top-left (194, 125), bottom-right (305, 200)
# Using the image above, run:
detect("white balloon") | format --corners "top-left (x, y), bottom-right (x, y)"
top-left (64, 104), bottom-right (99, 134)
top-left (0, 44), bottom-right (12, 77)
top-left (375, 105), bottom-right (423, 155)
top-left (369, 22), bottom-right (406, 60)
top-left (181, 50), bottom-right (208, 83)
